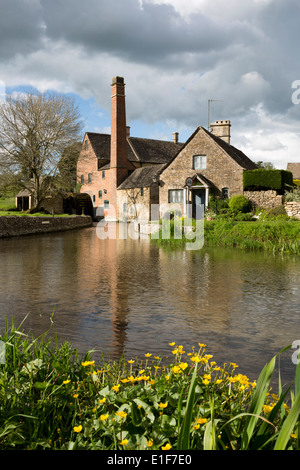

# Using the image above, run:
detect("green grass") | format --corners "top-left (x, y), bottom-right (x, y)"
top-left (151, 218), bottom-right (300, 255)
top-left (0, 316), bottom-right (299, 450)
top-left (0, 196), bottom-right (16, 211)
top-left (0, 210), bottom-right (73, 217)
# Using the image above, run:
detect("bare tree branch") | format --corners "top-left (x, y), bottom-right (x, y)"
top-left (0, 91), bottom-right (83, 209)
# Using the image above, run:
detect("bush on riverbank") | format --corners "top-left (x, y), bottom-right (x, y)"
top-left (0, 318), bottom-right (299, 450)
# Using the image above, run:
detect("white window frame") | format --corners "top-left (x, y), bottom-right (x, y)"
top-left (193, 155), bottom-right (207, 170)
top-left (168, 189), bottom-right (184, 203)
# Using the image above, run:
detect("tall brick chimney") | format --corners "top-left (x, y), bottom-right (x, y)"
top-left (110, 76), bottom-right (128, 187)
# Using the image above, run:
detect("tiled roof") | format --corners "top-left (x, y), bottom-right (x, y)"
top-left (85, 132), bottom-right (183, 165)
top-left (201, 128), bottom-right (257, 170)
top-left (287, 163), bottom-right (300, 179)
top-left (117, 164), bottom-right (166, 189)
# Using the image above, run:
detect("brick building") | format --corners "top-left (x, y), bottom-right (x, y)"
top-left (77, 77), bottom-right (256, 221)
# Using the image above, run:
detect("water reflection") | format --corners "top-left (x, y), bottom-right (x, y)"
top-left (0, 224), bottom-right (299, 384)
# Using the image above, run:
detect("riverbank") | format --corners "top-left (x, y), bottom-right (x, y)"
top-left (0, 214), bottom-right (93, 238)
top-left (0, 318), bottom-right (299, 450)
top-left (152, 218), bottom-right (300, 255)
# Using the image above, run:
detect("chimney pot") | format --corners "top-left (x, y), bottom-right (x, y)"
top-left (173, 132), bottom-right (179, 143)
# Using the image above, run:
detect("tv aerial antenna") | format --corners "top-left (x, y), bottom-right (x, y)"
top-left (208, 99), bottom-right (223, 131)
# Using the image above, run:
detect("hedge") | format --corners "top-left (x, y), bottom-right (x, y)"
top-left (243, 169), bottom-right (293, 193)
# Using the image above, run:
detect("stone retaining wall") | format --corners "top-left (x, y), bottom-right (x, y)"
top-left (285, 201), bottom-right (300, 220)
top-left (0, 215), bottom-right (93, 238)
top-left (244, 190), bottom-right (283, 209)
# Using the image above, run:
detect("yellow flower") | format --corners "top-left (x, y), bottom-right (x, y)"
top-left (128, 360), bottom-right (135, 364)
top-left (172, 365), bottom-right (182, 373)
top-left (216, 379), bottom-right (222, 384)
top-left (191, 356), bottom-right (201, 363)
top-left (169, 342), bottom-right (175, 346)
top-left (147, 439), bottom-right (153, 447)
top-left (99, 398), bottom-right (106, 404)
top-left (145, 353), bottom-right (152, 357)
top-left (198, 343), bottom-right (206, 348)
top-left (193, 424), bottom-right (200, 430)
top-left (139, 369), bottom-right (145, 375)
top-left (100, 413), bottom-right (109, 421)
top-left (73, 394), bottom-right (79, 398)
top-left (120, 439), bottom-right (128, 446)
top-left (179, 362), bottom-right (188, 371)
top-left (73, 425), bottom-right (82, 433)
top-left (162, 443), bottom-right (172, 450)
top-left (81, 360), bottom-right (95, 367)
top-left (63, 379), bottom-right (71, 384)
top-left (115, 411), bottom-right (127, 418)
top-left (202, 379), bottom-right (210, 385)
top-left (158, 402), bottom-right (168, 409)
top-left (197, 418), bottom-right (208, 425)
top-left (112, 385), bottom-right (120, 392)
top-left (165, 375), bottom-right (170, 381)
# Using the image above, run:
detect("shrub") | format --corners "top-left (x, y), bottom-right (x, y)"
top-left (243, 169), bottom-right (293, 193)
top-left (262, 206), bottom-right (289, 221)
top-left (228, 195), bottom-right (251, 215)
top-left (208, 195), bottom-right (229, 214)
top-left (285, 186), bottom-right (300, 202)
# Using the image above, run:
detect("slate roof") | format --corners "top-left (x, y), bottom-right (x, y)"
top-left (201, 127), bottom-right (257, 170)
top-left (117, 164), bottom-right (166, 189)
top-left (287, 163), bottom-right (300, 179)
top-left (85, 132), bottom-right (183, 166)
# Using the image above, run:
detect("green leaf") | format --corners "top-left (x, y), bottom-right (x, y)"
top-left (177, 365), bottom-right (197, 450)
top-left (241, 355), bottom-right (276, 449)
top-left (274, 392), bottom-right (300, 450)
top-left (33, 381), bottom-right (51, 390)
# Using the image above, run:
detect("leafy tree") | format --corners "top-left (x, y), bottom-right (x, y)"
top-left (0, 91), bottom-right (82, 210)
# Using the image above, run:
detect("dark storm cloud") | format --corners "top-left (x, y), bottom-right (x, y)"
top-left (40, 0), bottom-right (258, 67)
top-left (0, 0), bottom-right (44, 59)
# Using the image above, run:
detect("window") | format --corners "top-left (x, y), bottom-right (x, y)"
top-left (80, 175), bottom-right (84, 184)
top-left (93, 195), bottom-right (95, 203)
top-left (102, 170), bottom-right (105, 179)
top-left (88, 173), bottom-right (92, 183)
top-left (141, 187), bottom-right (144, 196)
top-left (84, 140), bottom-right (88, 150)
top-left (99, 190), bottom-right (102, 199)
top-left (222, 187), bottom-right (229, 199)
top-left (168, 189), bottom-right (183, 203)
top-left (193, 155), bottom-right (207, 170)
top-left (104, 200), bottom-right (109, 209)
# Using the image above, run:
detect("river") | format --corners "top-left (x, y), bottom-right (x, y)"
top-left (0, 224), bottom-right (300, 385)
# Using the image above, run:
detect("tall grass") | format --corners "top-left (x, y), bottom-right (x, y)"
top-left (151, 218), bottom-right (300, 255)
top-left (0, 317), bottom-right (299, 450)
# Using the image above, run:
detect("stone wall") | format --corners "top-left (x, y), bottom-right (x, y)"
top-left (244, 190), bottom-right (283, 209)
top-left (0, 215), bottom-right (93, 238)
top-left (285, 201), bottom-right (300, 219)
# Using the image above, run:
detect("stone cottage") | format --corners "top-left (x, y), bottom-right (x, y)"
top-left (77, 76), bottom-right (256, 221)
top-left (157, 122), bottom-right (257, 218)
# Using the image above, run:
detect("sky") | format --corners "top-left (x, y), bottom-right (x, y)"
top-left (1, 0), bottom-right (300, 169)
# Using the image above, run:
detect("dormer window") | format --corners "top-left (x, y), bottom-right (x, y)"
top-left (84, 140), bottom-right (88, 150)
